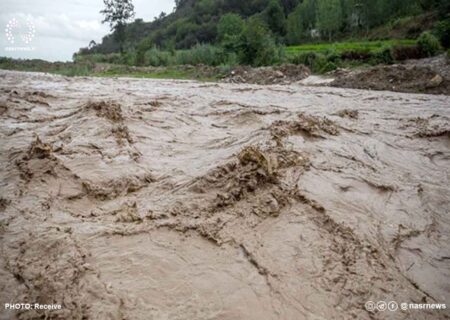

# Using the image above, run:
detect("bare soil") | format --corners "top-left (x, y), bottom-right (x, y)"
top-left (331, 54), bottom-right (450, 95)
top-left (223, 64), bottom-right (311, 85)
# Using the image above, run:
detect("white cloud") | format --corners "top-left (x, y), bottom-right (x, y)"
top-left (30, 14), bottom-right (108, 42)
top-left (0, 0), bottom-right (174, 61)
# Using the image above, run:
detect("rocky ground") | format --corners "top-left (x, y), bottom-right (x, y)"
top-left (0, 70), bottom-right (449, 319)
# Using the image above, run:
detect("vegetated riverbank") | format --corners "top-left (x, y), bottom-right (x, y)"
top-left (2, 53), bottom-right (449, 95)
top-left (0, 57), bottom-right (225, 81)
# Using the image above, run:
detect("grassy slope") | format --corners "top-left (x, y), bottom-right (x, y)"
top-left (0, 58), bottom-right (221, 81)
top-left (286, 39), bottom-right (416, 55)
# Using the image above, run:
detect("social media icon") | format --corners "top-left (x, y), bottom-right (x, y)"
top-left (377, 301), bottom-right (387, 311)
top-left (388, 301), bottom-right (398, 311)
top-left (365, 301), bottom-right (375, 312)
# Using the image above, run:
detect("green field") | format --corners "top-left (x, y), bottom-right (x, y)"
top-left (94, 68), bottom-right (219, 81)
top-left (286, 39), bottom-right (417, 55)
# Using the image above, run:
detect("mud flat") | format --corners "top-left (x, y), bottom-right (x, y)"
top-left (0, 70), bottom-right (449, 319)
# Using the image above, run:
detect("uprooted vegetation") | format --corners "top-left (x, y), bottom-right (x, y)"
top-left (15, 136), bottom-right (59, 183)
top-left (337, 109), bottom-right (359, 119)
top-left (402, 115), bottom-right (450, 138)
top-left (84, 100), bottom-right (136, 146)
top-left (26, 135), bottom-right (53, 160)
top-left (203, 145), bottom-right (309, 210)
top-left (149, 144), bottom-right (310, 245)
top-left (270, 113), bottom-right (340, 142)
top-left (84, 100), bottom-right (124, 123)
top-left (81, 173), bottom-right (154, 201)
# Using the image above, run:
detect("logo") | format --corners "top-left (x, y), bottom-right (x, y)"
top-left (365, 301), bottom-right (375, 312)
top-left (388, 301), bottom-right (398, 311)
top-left (4, 16), bottom-right (36, 49)
top-left (377, 301), bottom-right (388, 312)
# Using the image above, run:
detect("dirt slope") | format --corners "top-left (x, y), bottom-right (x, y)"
top-left (331, 55), bottom-right (450, 95)
top-left (0, 70), bottom-right (449, 319)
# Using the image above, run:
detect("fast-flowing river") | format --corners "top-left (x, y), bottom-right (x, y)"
top-left (0, 70), bottom-right (449, 319)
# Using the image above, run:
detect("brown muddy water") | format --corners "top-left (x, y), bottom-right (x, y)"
top-left (0, 70), bottom-right (449, 319)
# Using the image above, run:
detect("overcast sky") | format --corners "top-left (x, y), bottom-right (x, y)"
top-left (0, 0), bottom-right (175, 61)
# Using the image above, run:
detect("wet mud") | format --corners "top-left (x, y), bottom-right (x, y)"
top-left (331, 56), bottom-right (450, 95)
top-left (0, 70), bottom-right (449, 319)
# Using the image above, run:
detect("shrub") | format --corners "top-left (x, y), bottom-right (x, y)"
top-left (288, 52), bottom-right (330, 73)
top-left (123, 51), bottom-right (137, 66)
top-left (324, 49), bottom-right (340, 63)
top-left (320, 61), bottom-right (337, 73)
top-left (289, 52), bottom-right (318, 67)
top-left (73, 53), bottom-right (123, 64)
top-left (372, 47), bottom-right (394, 64)
top-left (175, 44), bottom-right (226, 66)
top-left (144, 47), bottom-right (173, 66)
top-left (417, 32), bottom-right (441, 57)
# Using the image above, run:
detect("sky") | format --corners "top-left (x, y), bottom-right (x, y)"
top-left (0, 0), bottom-right (175, 62)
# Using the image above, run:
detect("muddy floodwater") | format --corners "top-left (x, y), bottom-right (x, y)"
top-left (0, 70), bottom-right (449, 319)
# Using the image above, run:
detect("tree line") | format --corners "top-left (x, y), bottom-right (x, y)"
top-left (83, 0), bottom-right (449, 57)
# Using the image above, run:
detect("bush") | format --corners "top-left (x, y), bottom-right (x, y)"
top-left (372, 47), bottom-right (394, 64)
top-left (417, 32), bottom-right (441, 57)
top-left (324, 49), bottom-right (340, 63)
top-left (289, 52), bottom-right (318, 67)
top-left (288, 52), bottom-right (330, 73)
top-left (73, 53), bottom-right (123, 64)
top-left (123, 51), bottom-right (137, 66)
top-left (175, 44), bottom-right (227, 66)
top-left (143, 47), bottom-right (174, 66)
top-left (321, 61), bottom-right (337, 73)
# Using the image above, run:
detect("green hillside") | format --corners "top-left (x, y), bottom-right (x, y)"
top-left (81, 0), bottom-right (448, 56)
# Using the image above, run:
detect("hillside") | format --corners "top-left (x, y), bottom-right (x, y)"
top-left (81, 0), bottom-right (448, 57)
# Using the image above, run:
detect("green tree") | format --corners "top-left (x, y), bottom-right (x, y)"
top-left (286, 5), bottom-right (303, 44)
top-left (418, 31), bottom-right (442, 56)
top-left (264, 0), bottom-right (287, 37)
top-left (316, 0), bottom-right (342, 40)
top-left (435, 19), bottom-right (450, 48)
top-left (240, 16), bottom-right (282, 66)
top-left (360, 0), bottom-right (383, 31)
top-left (218, 13), bottom-right (245, 41)
top-left (301, 0), bottom-right (318, 30)
top-left (218, 13), bottom-right (245, 53)
top-left (100, 0), bottom-right (135, 53)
